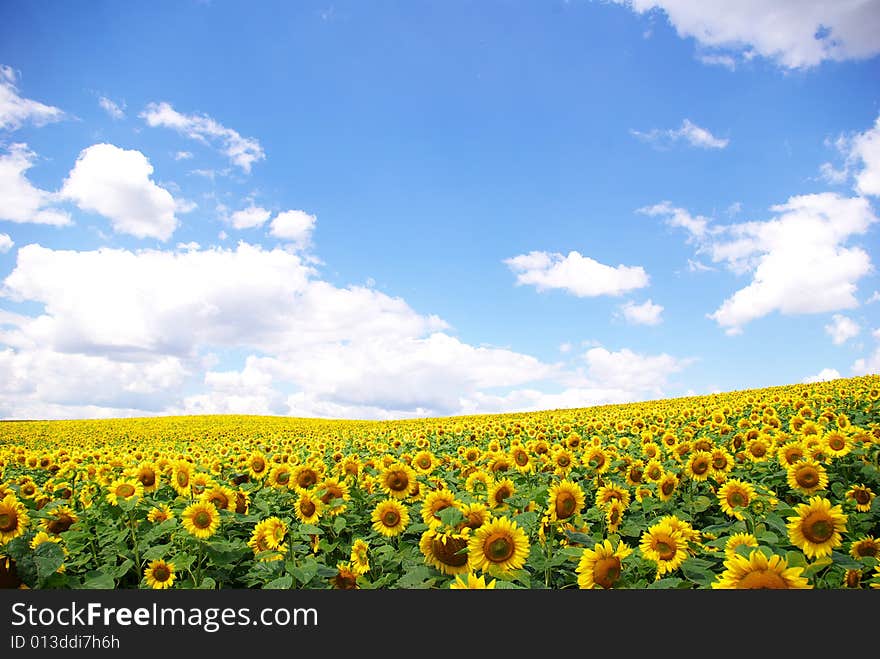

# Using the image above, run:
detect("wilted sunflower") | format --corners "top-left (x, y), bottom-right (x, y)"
top-left (450, 572), bottom-right (496, 589)
top-left (717, 479), bottom-right (757, 521)
top-left (105, 478), bottom-right (143, 506)
top-left (181, 501), bottom-right (220, 540)
top-left (144, 559), bottom-right (176, 590)
top-left (639, 521), bottom-right (688, 577)
top-left (294, 489), bottom-right (323, 525)
top-left (379, 462), bottom-right (417, 500)
top-left (845, 484), bottom-right (875, 512)
top-left (419, 529), bottom-right (471, 575)
top-left (468, 516), bottom-right (530, 575)
top-left (724, 533), bottom-right (759, 560)
top-left (577, 539), bottom-right (632, 589)
top-left (786, 459), bottom-right (828, 495)
top-left (371, 499), bottom-right (410, 537)
top-left (546, 479), bottom-right (585, 522)
top-left (420, 489), bottom-right (460, 529)
top-left (713, 550), bottom-right (811, 589)
top-left (787, 496), bottom-right (848, 560)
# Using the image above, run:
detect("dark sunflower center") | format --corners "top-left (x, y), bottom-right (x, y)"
top-left (484, 533), bottom-right (515, 563)
top-left (320, 486), bottom-right (343, 504)
top-left (692, 458), bottom-right (709, 474)
top-left (795, 467), bottom-right (819, 488)
top-left (801, 513), bottom-right (834, 543)
top-left (176, 472), bottom-right (189, 487)
top-left (277, 472), bottom-right (290, 484)
top-left (252, 458), bottom-right (266, 473)
top-left (728, 491), bottom-right (747, 507)
top-left (300, 500), bottom-right (316, 517)
top-left (153, 566), bottom-right (171, 582)
top-left (661, 480), bottom-right (675, 496)
top-left (22, 485), bottom-right (35, 496)
top-left (382, 510), bottom-right (400, 527)
top-left (853, 490), bottom-right (870, 505)
top-left (515, 452), bottom-right (528, 466)
top-left (0, 513), bottom-right (14, 532)
top-left (828, 437), bottom-right (845, 451)
top-left (589, 455), bottom-right (604, 468)
top-left (48, 515), bottom-right (74, 534)
top-left (555, 492), bottom-right (576, 519)
top-left (649, 468), bottom-right (661, 480)
top-left (193, 511), bottom-right (212, 529)
top-left (494, 486), bottom-right (512, 505)
top-left (209, 495), bottom-right (228, 509)
top-left (712, 456), bottom-right (727, 469)
top-left (431, 537), bottom-right (469, 566)
top-left (737, 569), bottom-right (788, 589)
top-left (117, 484), bottom-right (136, 498)
top-left (297, 470), bottom-right (317, 488)
top-left (750, 444), bottom-right (767, 457)
top-left (855, 543), bottom-right (877, 557)
top-left (418, 458), bottom-right (430, 468)
top-left (608, 508), bottom-right (620, 525)
top-left (629, 468), bottom-right (643, 483)
top-left (655, 539), bottom-right (676, 561)
top-left (387, 471), bottom-right (409, 491)
top-left (593, 557), bottom-right (622, 589)
top-left (140, 472), bottom-right (156, 487)
top-left (557, 456), bottom-right (570, 467)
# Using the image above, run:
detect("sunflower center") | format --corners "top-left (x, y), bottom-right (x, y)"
top-left (712, 456), bottom-right (727, 469)
top-left (382, 510), bottom-right (401, 527)
top-left (750, 443), bottom-right (767, 457)
top-left (661, 480), bottom-right (675, 496)
top-left (648, 468), bottom-right (661, 480)
top-left (209, 495), bottom-right (228, 509)
top-left (515, 452), bottom-right (529, 466)
top-left (555, 492), bottom-right (576, 519)
top-left (557, 456), bottom-right (571, 467)
top-left (855, 543), bottom-right (877, 558)
top-left (795, 467), bottom-right (819, 488)
top-left (140, 472), bottom-right (156, 487)
top-left (593, 557), bottom-right (622, 589)
top-left (117, 484), bottom-right (136, 498)
top-left (431, 537), bottom-right (469, 567)
top-left (483, 533), bottom-right (515, 563)
top-left (629, 468), bottom-right (643, 483)
top-left (691, 458), bottom-right (709, 475)
top-left (193, 511), bottom-right (212, 529)
top-left (728, 491), bottom-right (748, 508)
top-left (853, 490), bottom-right (870, 505)
top-left (0, 513), bottom-right (14, 532)
top-left (252, 458), bottom-right (266, 473)
top-left (300, 500), bottom-right (316, 517)
top-left (297, 470), bottom-right (317, 488)
top-left (277, 472), bottom-right (290, 485)
top-left (418, 458), bottom-right (431, 469)
top-left (320, 486), bottom-right (343, 504)
top-left (801, 513), bottom-right (834, 543)
top-left (176, 472), bottom-right (189, 487)
top-left (654, 539), bottom-right (676, 561)
top-left (736, 569), bottom-right (789, 589)
top-left (828, 437), bottom-right (845, 451)
top-left (153, 565), bottom-right (171, 582)
top-left (48, 515), bottom-right (74, 534)
top-left (387, 471), bottom-right (409, 491)
top-left (494, 486), bottom-right (512, 505)
top-left (589, 455), bottom-right (604, 468)
top-left (608, 508), bottom-right (620, 525)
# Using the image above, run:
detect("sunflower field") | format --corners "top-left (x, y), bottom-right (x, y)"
top-left (1, 375), bottom-right (879, 590)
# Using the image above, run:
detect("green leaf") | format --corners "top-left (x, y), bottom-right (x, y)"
top-left (680, 557), bottom-right (717, 586)
top-left (332, 516), bottom-right (348, 534)
top-left (691, 496), bottom-right (713, 513)
top-left (763, 512), bottom-right (789, 537)
top-left (619, 521), bottom-right (643, 538)
top-left (197, 577), bottom-right (217, 589)
top-left (142, 543), bottom-right (172, 560)
top-left (512, 510), bottom-right (539, 533)
top-left (109, 558), bottom-right (134, 579)
top-left (395, 566), bottom-right (434, 588)
top-left (263, 575), bottom-right (293, 589)
top-left (563, 531), bottom-right (596, 546)
top-left (34, 542), bottom-right (65, 581)
top-left (830, 551), bottom-right (863, 570)
top-left (756, 531), bottom-right (779, 545)
top-left (81, 571), bottom-right (115, 589)
top-left (436, 506), bottom-right (464, 528)
top-left (298, 523), bottom-right (323, 536)
top-left (803, 557), bottom-right (833, 576)
top-left (647, 577), bottom-right (685, 589)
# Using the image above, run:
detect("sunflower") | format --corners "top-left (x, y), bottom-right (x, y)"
top-left (144, 559), bottom-right (176, 590)
top-left (170, 460), bottom-right (193, 497)
top-left (181, 501), bottom-right (221, 540)
top-left (786, 459), bottom-right (828, 495)
top-left (420, 529), bottom-right (471, 575)
top-left (581, 446), bottom-right (609, 475)
top-left (577, 539), bottom-right (632, 589)
top-left (254, 517), bottom-right (287, 549)
top-left (130, 462), bottom-right (161, 493)
top-left (595, 483), bottom-right (631, 509)
top-left (420, 489), bottom-right (460, 529)
top-left (468, 516), bottom-right (530, 575)
top-left (379, 462), bottom-right (417, 500)
top-left (713, 550), bottom-right (811, 589)
top-left (546, 479), bottom-right (585, 522)
top-left (464, 470), bottom-right (492, 494)
top-left (656, 472), bottom-right (679, 502)
top-left (17, 479), bottom-right (39, 499)
top-left (777, 440), bottom-right (806, 468)
top-left (644, 459), bottom-right (664, 483)
top-left (845, 484), bottom-right (875, 512)
top-left (371, 499), bottom-right (410, 537)
top-left (724, 533), bottom-right (759, 560)
top-left (450, 572), bottom-right (497, 589)
top-left (331, 562), bottom-right (359, 589)
top-left (247, 524), bottom-right (286, 562)
top-left (105, 478), bottom-right (143, 506)
top-left (412, 450), bottom-right (436, 474)
top-left (456, 502), bottom-right (491, 533)
top-left (717, 479), bottom-right (757, 520)
top-left (684, 451), bottom-right (713, 481)
top-left (40, 505), bottom-right (78, 535)
top-left (291, 463), bottom-right (321, 490)
top-left (200, 485), bottom-right (236, 512)
top-left (294, 489), bottom-right (323, 525)
top-left (510, 446), bottom-right (533, 473)
top-left (350, 539), bottom-right (370, 575)
top-left (605, 499), bottom-right (626, 534)
top-left (849, 536), bottom-right (879, 560)
top-left (147, 504), bottom-right (174, 524)
top-left (267, 464), bottom-right (294, 489)
top-left (787, 496), bottom-right (848, 560)
top-left (639, 521), bottom-right (688, 577)
top-left (487, 478), bottom-right (516, 510)
top-left (844, 569), bottom-right (862, 589)
top-left (823, 430), bottom-right (853, 458)
top-left (189, 472), bottom-right (214, 497)
top-left (625, 460), bottom-right (645, 486)
top-left (709, 448), bottom-right (734, 479)
top-left (247, 452), bottom-right (270, 481)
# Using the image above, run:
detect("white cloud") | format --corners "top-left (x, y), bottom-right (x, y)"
top-left (229, 205), bottom-right (271, 230)
top-left (0, 144), bottom-right (71, 226)
top-left (802, 368), bottom-right (841, 384)
top-left (706, 194), bottom-right (877, 332)
top-left (504, 250), bottom-right (649, 297)
top-left (631, 119), bottom-right (728, 149)
top-left (638, 201), bottom-right (710, 240)
top-left (612, 1), bottom-right (880, 69)
top-left (697, 53), bottom-right (736, 70)
top-left (0, 65), bottom-right (64, 130)
top-left (140, 101), bottom-right (265, 173)
top-left (269, 210), bottom-right (316, 249)
top-left (60, 143), bottom-right (180, 241)
top-left (174, 151), bottom-right (193, 161)
top-left (825, 314), bottom-right (860, 345)
top-left (687, 259), bottom-right (715, 272)
top-left (852, 351), bottom-right (880, 376)
top-left (821, 114), bottom-right (880, 198)
top-left (559, 342), bottom-right (572, 353)
top-left (582, 346), bottom-right (691, 395)
top-left (98, 96), bottom-right (125, 120)
top-left (0, 233), bottom-right (13, 253)
top-left (867, 291), bottom-right (880, 304)
top-left (620, 299), bottom-right (664, 325)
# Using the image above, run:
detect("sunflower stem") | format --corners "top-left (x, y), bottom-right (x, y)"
top-left (128, 510), bottom-right (141, 574)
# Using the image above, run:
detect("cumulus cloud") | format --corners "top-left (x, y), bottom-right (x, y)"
top-left (638, 201), bottom-right (710, 240)
top-left (825, 314), bottom-right (860, 345)
top-left (802, 368), bottom-right (841, 384)
top-left (60, 143), bottom-right (181, 240)
top-left (269, 210), bottom-right (316, 250)
top-left (611, 1), bottom-right (880, 69)
top-left (620, 299), bottom-right (664, 325)
top-left (504, 250), bottom-right (649, 297)
top-left (0, 64), bottom-right (64, 130)
top-left (821, 114), bottom-right (880, 198)
top-left (631, 119), bottom-right (729, 149)
top-left (140, 101), bottom-right (265, 173)
top-left (0, 144), bottom-right (71, 226)
top-left (0, 233), bottom-right (12, 253)
top-left (228, 204), bottom-right (271, 230)
top-left (98, 96), bottom-right (125, 120)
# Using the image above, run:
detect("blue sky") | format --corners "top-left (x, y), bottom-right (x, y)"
top-left (1, 0), bottom-right (879, 420)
